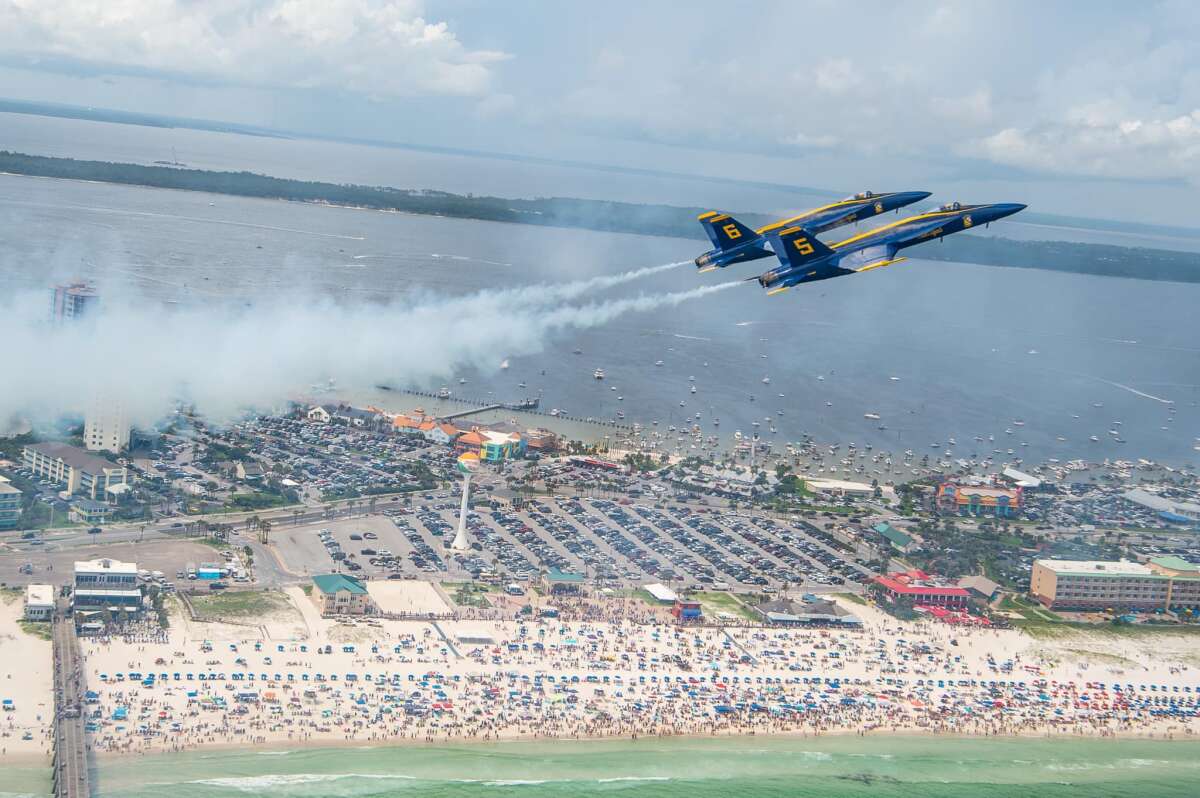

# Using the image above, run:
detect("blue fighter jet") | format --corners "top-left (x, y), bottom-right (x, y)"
top-left (753, 201), bottom-right (1026, 295)
top-left (694, 190), bottom-right (930, 272)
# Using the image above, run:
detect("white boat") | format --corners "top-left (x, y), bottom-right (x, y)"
top-left (864, 412), bottom-right (881, 420)
top-left (889, 376), bottom-right (900, 381)
top-left (761, 376), bottom-right (771, 384)
top-left (690, 385), bottom-right (697, 394)
top-left (550, 408), bottom-right (561, 416)
top-left (655, 360), bottom-right (664, 366)
top-left (500, 359), bottom-right (510, 370)
top-left (594, 368), bottom-right (605, 379)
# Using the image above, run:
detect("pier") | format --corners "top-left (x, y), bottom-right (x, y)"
top-left (52, 600), bottom-right (90, 798)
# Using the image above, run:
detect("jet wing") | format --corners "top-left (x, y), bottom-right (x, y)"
top-left (839, 244), bottom-right (907, 273)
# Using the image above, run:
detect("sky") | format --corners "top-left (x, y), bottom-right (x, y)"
top-left (1, 0), bottom-right (1199, 224)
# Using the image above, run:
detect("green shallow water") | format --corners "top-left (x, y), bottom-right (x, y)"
top-left (83, 736), bottom-right (1200, 798)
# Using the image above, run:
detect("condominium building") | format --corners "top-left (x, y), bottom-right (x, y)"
top-left (22, 442), bottom-right (128, 501)
top-left (84, 394), bottom-right (131, 453)
top-left (1031, 557), bottom-right (1200, 612)
top-left (49, 282), bottom-right (99, 323)
top-left (0, 481), bottom-right (21, 530)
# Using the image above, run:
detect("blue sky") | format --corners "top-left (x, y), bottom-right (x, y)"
top-left (1, 0), bottom-right (1198, 224)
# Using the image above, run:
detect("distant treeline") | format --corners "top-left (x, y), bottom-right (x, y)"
top-left (3, 150), bottom-right (1199, 283)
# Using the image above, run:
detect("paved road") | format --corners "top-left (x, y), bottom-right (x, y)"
top-left (53, 605), bottom-right (89, 798)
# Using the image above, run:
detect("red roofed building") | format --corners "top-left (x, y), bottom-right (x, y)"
top-left (872, 569), bottom-right (970, 608)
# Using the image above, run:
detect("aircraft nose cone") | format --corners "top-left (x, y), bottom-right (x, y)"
top-left (992, 203), bottom-right (1027, 217)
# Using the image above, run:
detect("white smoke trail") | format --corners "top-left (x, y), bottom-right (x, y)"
top-left (0, 272), bottom-right (739, 430)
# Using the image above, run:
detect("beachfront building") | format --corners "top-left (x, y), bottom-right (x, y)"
top-left (69, 498), bottom-right (113, 525)
top-left (49, 281), bottom-right (99, 323)
top-left (83, 393), bottom-right (131, 453)
top-left (1031, 557), bottom-right (1200, 612)
top-left (755, 597), bottom-right (862, 628)
top-left (306, 405), bottom-right (332, 423)
top-left (543, 569), bottom-right (586, 596)
top-left (871, 570), bottom-right (970, 608)
top-left (73, 557), bottom-right (143, 614)
top-left (24, 584), bottom-right (55, 621)
top-left (937, 483), bottom-right (1022, 518)
top-left (22, 442), bottom-right (129, 501)
top-left (311, 574), bottom-right (376, 616)
top-left (480, 430), bottom-right (525, 462)
top-left (873, 522), bottom-right (916, 553)
top-left (671, 600), bottom-right (703, 621)
top-left (0, 481), bottom-right (21, 529)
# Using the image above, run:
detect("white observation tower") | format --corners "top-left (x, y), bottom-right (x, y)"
top-left (451, 452), bottom-right (480, 551)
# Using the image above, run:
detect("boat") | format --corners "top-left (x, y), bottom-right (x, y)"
top-left (761, 376), bottom-right (771, 384)
top-left (458, 378), bottom-right (467, 384)
top-left (518, 381), bottom-right (527, 388)
top-left (690, 385), bottom-right (697, 394)
top-left (679, 400), bottom-right (686, 407)
top-left (436, 387), bottom-right (451, 399)
top-left (617, 395), bottom-right (623, 401)
top-left (616, 410), bottom-right (625, 420)
top-left (572, 348), bottom-right (583, 355)
top-left (500, 359), bottom-right (510, 370)
top-left (1089, 435), bottom-right (1100, 442)
top-left (549, 408), bottom-right (562, 416)
top-left (864, 413), bottom-right (881, 420)
top-left (713, 418), bottom-right (719, 426)
top-left (593, 368), bottom-right (605, 380)
top-left (889, 376), bottom-right (900, 381)
top-left (655, 360), bottom-right (664, 367)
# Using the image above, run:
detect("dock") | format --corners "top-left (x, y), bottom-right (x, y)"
top-left (52, 600), bottom-right (90, 798)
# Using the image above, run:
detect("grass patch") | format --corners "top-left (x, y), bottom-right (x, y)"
top-left (442, 581), bottom-right (492, 608)
top-left (190, 590), bottom-right (292, 620)
top-left (300, 584), bottom-right (313, 596)
top-left (18, 620), bottom-right (52, 640)
top-left (691, 590), bottom-right (757, 622)
top-left (198, 538), bottom-right (232, 551)
top-left (835, 592), bottom-right (868, 606)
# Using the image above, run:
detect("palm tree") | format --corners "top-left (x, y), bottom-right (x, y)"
top-left (259, 520), bottom-right (272, 545)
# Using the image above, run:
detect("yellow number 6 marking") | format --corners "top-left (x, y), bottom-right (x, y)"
top-left (722, 223), bottom-right (742, 240)
top-left (793, 237), bottom-right (815, 256)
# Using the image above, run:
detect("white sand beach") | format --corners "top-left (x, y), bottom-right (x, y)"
top-left (71, 589), bottom-right (1199, 758)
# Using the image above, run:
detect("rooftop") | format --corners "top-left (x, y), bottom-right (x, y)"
top-left (75, 558), bottom-right (137, 575)
top-left (25, 584), bottom-right (54, 607)
top-left (27, 442), bottom-right (121, 475)
top-left (874, 522), bottom-right (914, 548)
top-left (1150, 556), bottom-right (1200, 575)
top-left (1035, 559), bottom-right (1152, 576)
top-left (0, 482), bottom-right (20, 496)
top-left (544, 569), bottom-right (585, 583)
top-left (312, 573), bottom-right (368, 595)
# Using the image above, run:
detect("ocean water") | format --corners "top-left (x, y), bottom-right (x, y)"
top-left (84, 736), bottom-right (1200, 798)
top-left (1, 170), bottom-right (1197, 465)
top-left (2, 111), bottom-right (1199, 464)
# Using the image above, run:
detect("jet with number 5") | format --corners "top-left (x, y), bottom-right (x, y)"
top-left (694, 190), bottom-right (930, 272)
top-left (753, 201), bottom-right (1026, 295)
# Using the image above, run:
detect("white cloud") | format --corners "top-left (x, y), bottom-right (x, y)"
top-left (0, 0), bottom-right (508, 97)
top-left (975, 110), bottom-right (1200, 182)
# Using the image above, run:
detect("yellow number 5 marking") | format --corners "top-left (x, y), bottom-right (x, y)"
top-left (722, 223), bottom-right (742, 240)
top-left (793, 237), bottom-right (815, 256)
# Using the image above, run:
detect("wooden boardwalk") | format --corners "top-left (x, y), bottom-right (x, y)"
top-left (52, 603), bottom-right (90, 798)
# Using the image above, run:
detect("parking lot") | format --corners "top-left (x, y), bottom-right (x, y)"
top-left (0, 538), bottom-right (221, 590)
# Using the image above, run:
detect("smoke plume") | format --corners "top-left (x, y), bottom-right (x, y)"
top-left (0, 263), bottom-right (738, 431)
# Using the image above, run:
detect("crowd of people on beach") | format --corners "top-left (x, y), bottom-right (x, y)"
top-left (78, 600), bottom-right (1200, 756)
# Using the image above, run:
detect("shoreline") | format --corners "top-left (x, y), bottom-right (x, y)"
top-left (90, 721), bottom-right (1200, 763)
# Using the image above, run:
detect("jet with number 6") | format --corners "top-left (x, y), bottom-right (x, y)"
top-left (752, 201), bottom-right (1026, 295)
top-left (694, 190), bottom-right (930, 272)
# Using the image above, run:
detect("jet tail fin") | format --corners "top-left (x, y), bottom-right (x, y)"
top-left (697, 212), bottom-right (758, 251)
top-left (765, 225), bottom-right (835, 269)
